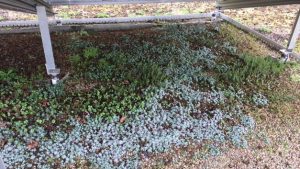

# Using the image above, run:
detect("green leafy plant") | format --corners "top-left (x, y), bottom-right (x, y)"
top-left (68, 36), bottom-right (93, 52)
top-left (96, 13), bottom-right (110, 18)
top-left (84, 50), bottom-right (167, 88)
top-left (69, 54), bottom-right (81, 66)
top-left (0, 69), bottom-right (27, 93)
top-left (0, 69), bottom-right (17, 82)
top-left (257, 27), bottom-right (272, 34)
top-left (69, 47), bottom-right (100, 69)
top-left (57, 11), bottom-right (80, 19)
top-left (130, 62), bottom-right (167, 87)
top-left (223, 54), bottom-right (286, 86)
top-left (79, 30), bottom-right (89, 36)
top-left (83, 47), bottom-right (99, 59)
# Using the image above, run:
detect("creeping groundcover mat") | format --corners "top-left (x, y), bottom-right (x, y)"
top-left (0, 23), bottom-right (288, 168)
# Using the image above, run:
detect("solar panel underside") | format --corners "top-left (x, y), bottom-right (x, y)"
top-left (0, 0), bottom-right (299, 15)
top-left (0, 0), bottom-right (53, 15)
top-left (47, 0), bottom-right (300, 8)
top-left (47, 0), bottom-right (208, 5)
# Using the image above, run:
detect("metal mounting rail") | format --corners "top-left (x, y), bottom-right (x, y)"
top-left (217, 0), bottom-right (300, 9)
top-left (47, 0), bottom-right (212, 5)
top-left (0, 13), bottom-right (213, 27)
top-left (220, 13), bottom-right (300, 59)
top-left (220, 13), bottom-right (285, 50)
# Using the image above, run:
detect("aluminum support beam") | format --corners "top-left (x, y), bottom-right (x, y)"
top-left (0, 13), bottom-right (212, 27)
top-left (217, 0), bottom-right (300, 9)
top-left (47, 0), bottom-right (207, 5)
top-left (37, 5), bottom-right (60, 84)
top-left (220, 13), bottom-right (300, 59)
top-left (287, 9), bottom-right (300, 52)
top-left (220, 13), bottom-right (285, 50)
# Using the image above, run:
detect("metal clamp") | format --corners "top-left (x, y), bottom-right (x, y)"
top-left (280, 49), bottom-right (292, 63)
top-left (46, 68), bottom-right (60, 84)
top-left (211, 10), bottom-right (221, 22)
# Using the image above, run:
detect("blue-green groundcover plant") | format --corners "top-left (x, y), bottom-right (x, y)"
top-left (0, 24), bottom-right (264, 169)
top-left (1, 84), bottom-right (255, 168)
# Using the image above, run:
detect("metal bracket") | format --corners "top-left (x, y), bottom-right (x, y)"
top-left (46, 67), bottom-right (60, 76)
top-left (46, 68), bottom-right (61, 84)
top-left (280, 49), bottom-right (292, 63)
top-left (37, 5), bottom-right (60, 84)
top-left (211, 8), bottom-right (222, 31)
top-left (211, 9), bottom-right (221, 22)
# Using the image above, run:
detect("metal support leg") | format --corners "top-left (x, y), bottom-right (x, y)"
top-left (288, 9), bottom-right (300, 52)
top-left (281, 9), bottom-right (300, 62)
top-left (36, 6), bottom-right (60, 84)
top-left (0, 155), bottom-right (5, 169)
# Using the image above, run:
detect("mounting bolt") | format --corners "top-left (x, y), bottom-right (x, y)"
top-left (56, 20), bottom-right (62, 26)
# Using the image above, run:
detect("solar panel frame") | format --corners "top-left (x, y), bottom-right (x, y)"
top-left (0, 0), bottom-right (299, 14)
top-left (47, 0), bottom-right (208, 5)
top-left (0, 0), bottom-right (53, 15)
top-left (217, 0), bottom-right (300, 9)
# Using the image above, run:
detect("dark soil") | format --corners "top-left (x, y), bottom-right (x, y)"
top-left (0, 28), bottom-right (160, 78)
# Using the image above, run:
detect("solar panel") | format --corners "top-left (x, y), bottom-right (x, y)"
top-left (1, 0), bottom-right (299, 14)
top-left (0, 0), bottom-right (53, 15)
top-left (47, 0), bottom-right (207, 5)
top-left (217, 0), bottom-right (300, 9)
